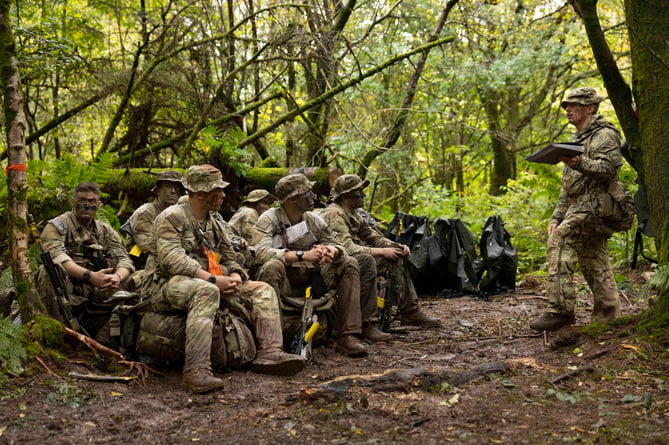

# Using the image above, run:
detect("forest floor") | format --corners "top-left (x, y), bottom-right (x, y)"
top-left (1, 269), bottom-right (668, 445)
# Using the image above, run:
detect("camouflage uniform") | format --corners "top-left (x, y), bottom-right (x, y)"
top-left (317, 202), bottom-right (419, 319)
top-left (228, 189), bottom-right (276, 246)
top-left (253, 175), bottom-right (364, 349)
top-left (318, 175), bottom-right (441, 333)
top-left (122, 171), bottom-right (184, 268)
top-left (544, 88), bottom-right (623, 322)
top-left (37, 210), bottom-right (135, 337)
top-left (141, 165), bottom-right (303, 392)
top-left (255, 206), bottom-right (363, 337)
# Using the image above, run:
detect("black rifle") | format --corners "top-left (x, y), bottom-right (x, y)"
top-left (29, 215), bottom-right (85, 333)
top-left (290, 285), bottom-right (319, 361)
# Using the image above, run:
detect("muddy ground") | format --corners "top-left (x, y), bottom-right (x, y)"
top-left (1, 271), bottom-right (668, 445)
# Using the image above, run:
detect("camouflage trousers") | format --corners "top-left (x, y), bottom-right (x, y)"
top-left (255, 256), bottom-right (362, 336)
top-left (545, 228), bottom-right (620, 318)
top-left (35, 265), bottom-right (117, 342)
top-left (376, 257), bottom-right (420, 316)
top-left (157, 276), bottom-right (283, 374)
top-left (355, 254), bottom-right (420, 322)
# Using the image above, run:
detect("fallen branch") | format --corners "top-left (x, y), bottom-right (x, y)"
top-left (64, 327), bottom-right (155, 387)
top-left (294, 362), bottom-right (509, 403)
top-left (68, 372), bottom-right (137, 383)
top-left (35, 355), bottom-right (64, 380)
top-left (551, 365), bottom-right (595, 384)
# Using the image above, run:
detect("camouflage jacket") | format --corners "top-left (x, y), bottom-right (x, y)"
top-left (228, 206), bottom-right (262, 245)
top-left (124, 199), bottom-right (169, 252)
top-left (552, 114), bottom-right (623, 223)
top-left (254, 207), bottom-right (345, 263)
top-left (316, 203), bottom-right (397, 256)
top-left (147, 200), bottom-right (248, 283)
top-left (41, 211), bottom-right (134, 274)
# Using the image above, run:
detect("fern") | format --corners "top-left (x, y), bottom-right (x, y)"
top-left (0, 317), bottom-right (28, 375)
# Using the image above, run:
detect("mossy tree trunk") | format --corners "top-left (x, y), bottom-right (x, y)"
top-left (624, 0), bottom-right (669, 335)
top-left (0, 1), bottom-right (41, 321)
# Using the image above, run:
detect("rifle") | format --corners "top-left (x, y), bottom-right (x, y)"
top-left (378, 217), bottom-right (405, 332)
top-left (29, 215), bottom-right (85, 333)
top-left (377, 269), bottom-right (400, 333)
top-left (290, 286), bottom-right (320, 361)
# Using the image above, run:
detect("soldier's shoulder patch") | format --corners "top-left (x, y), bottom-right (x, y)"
top-left (49, 218), bottom-right (67, 234)
top-left (255, 217), bottom-right (272, 233)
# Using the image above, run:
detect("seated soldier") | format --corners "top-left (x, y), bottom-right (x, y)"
top-left (318, 175), bottom-right (441, 334)
top-left (122, 170), bottom-right (185, 269)
top-left (140, 164), bottom-right (305, 393)
top-left (254, 173), bottom-right (368, 358)
top-left (228, 189), bottom-right (276, 246)
top-left (36, 182), bottom-right (135, 342)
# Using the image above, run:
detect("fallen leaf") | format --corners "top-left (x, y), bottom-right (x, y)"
top-left (621, 343), bottom-right (639, 351)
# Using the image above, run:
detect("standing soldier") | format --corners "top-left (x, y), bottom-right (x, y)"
top-left (122, 170), bottom-right (185, 269)
top-left (318, 174), bottom-right (442, 340)
top-left (142, 165), bottom-right (305, 393)
top-left (36, 182), bottom-right (135, 341)
top-left (530, 88), bottom-right (623, 331)
top-left (254, 174), bottom-right (369, 358)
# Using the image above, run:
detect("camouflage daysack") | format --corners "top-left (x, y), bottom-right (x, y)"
top-left (594, 180), bottom-right (636, 233)
top-left (134, 309), bottom-right (256, 371)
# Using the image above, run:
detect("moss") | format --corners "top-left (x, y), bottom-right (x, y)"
top-left (579, 321), bottom-right (613, 338)
top-left (29, 315), bottom-right (65, 349)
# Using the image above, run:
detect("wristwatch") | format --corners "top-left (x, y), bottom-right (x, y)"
top-left (208, 275), bottom-right (217, 284)
top-left (296, 250), bottom-right (304, 261)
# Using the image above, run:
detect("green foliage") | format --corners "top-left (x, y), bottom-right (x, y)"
top-left (198, 126), bottom-right (253, 177)
top-left (46, 383), bottom-right (96, 409)
top-left (0, 316), bottom-right (28, 375)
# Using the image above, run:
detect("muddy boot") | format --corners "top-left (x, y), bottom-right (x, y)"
top-left (334, 335), bottom-right (368, 358)
top-left (362, 323), bottom-right (392, 343)
top-left (529, 312), bottom-right (575, 331)
top-left (182, 369), bottom-right (225, 394)
top-left (400, 309), bottom-right (442, 328)
top-left (251, 350), bottom-right (306, 376)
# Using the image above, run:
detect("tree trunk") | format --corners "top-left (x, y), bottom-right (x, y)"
top-left (0, 1), bottom-right (41, 321)
top-left (624, 0), bottom-right (669, 262)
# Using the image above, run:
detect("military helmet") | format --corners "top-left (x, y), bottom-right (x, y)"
top-left (151, 170), bottom-right (185, 192)
top-left (243, 189), bottom-right (276, 204)
top-left (185, 164), bottom-right (230, 193)
top-left (274, 174), bottom-right (315, 203)
top-left (330, 174), bottom-right (369, 201)
top-left (561, 87), bottom-right (604, 109)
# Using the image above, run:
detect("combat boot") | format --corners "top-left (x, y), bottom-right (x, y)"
top-left (182, 369), bottom-right (225, 394)
top-left (401, 309), bottom-right (442, 328)
top-left (334, 335), bottom-right (368, 358)
top-left (529, 312), bottom-right (575, 331)
top-left (362, 323), bottom-right (392, 342)
top-left (251, 350), bottom-right (306, 376)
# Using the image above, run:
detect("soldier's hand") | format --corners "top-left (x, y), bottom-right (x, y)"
top-left (548, 222), bottom-right (559, 236)
top-left (378, 247), bottom-right (403, 260)
top-left (219, 273), bottom-right (242, 295)
top-left (91, 267), bottom-right (115, 290)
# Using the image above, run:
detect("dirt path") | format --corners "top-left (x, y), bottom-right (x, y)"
top-left (1, 281), bottom-right (667, 444)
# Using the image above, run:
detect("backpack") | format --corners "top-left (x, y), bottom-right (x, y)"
top-left (134, 309), bottom-right (256, 371)
top-left (594, 181), bottom-right (636, 232)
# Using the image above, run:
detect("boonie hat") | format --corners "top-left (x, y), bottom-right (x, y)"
top-left (151, 170), bottom-right (185, 192)
top-left (275, 174), bottom-right (315, 203)
top-left (185, 164), bottom-right (230, 193)
top-left (561, 87), bottom-right (605, 109)
top-left (330, 174), bottom-right (369, 201)
top-left (243, 189), bottom-right (276, 204)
